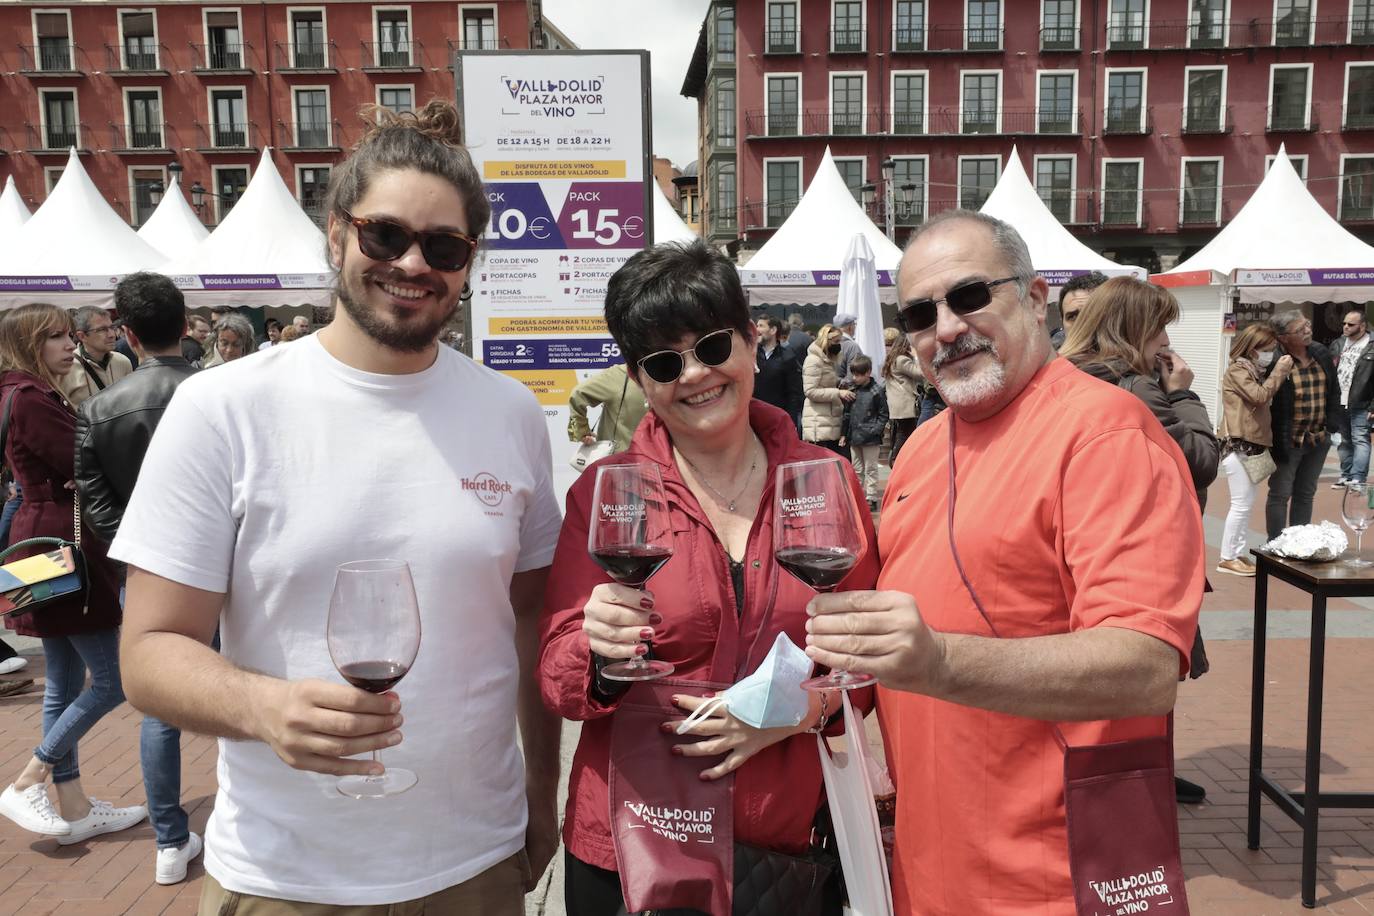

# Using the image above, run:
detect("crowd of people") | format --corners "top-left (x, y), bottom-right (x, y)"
top-left (0, 96), bottom-right (1353, 916)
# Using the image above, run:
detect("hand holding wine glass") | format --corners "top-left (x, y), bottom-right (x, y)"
top-left (587, 463), bottom-right (675, 681)
top-left (1341, 482), bottom-right (1374, 568)
top-left (774, 457), bottom-right (875, 692)
top-left (327, 559), bottom-right (422, 798)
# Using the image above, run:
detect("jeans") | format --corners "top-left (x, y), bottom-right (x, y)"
top-left (0, 485), bottom-right (23, 547)
top-left (35, 629), bottom-right (124, 782)
top-left (916, 395), bottom-right (945, 427)
top-left (1336, 407), bottom-right (1371, 484)
top-left (1220, 452), bottom-right (1258, 561)
top-left (1266, 437), bottom-right (1333, 541)
top-left (141, 716), bottom-right (189, 848)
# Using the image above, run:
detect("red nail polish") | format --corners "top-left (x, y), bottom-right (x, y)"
top-left (640, 598), bottom-right (654, 610)
top-left (639, 627), bottom-right (654, 640)
top-left (660, 722), bottom-right (674, 733)
top-left (635, 644), bottom-right (648, 656)
top-left (671, 745), bottom-right (683, 756)
top-left (648, 612), bottom-right (663, 625)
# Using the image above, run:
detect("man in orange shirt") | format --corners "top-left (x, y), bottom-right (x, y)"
top-left (804, 211), bottom-right (1203, 915)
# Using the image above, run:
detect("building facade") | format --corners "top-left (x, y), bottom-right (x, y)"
top-left (684, 0), bottom-right (1374, 270)
top-left (0, 0), bottom-right (562, 227)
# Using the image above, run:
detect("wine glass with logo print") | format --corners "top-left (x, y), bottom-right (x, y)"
top-left (774, 458), bottom-right (876, 692)
top-left (1341, 483), bottom-right (1374, 568)
top-left (327, 559), bottom-right (422, 798)
top-left (588, 463), bottom-right (675, 681)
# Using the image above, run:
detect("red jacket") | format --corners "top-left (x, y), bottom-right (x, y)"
top-left (539, 400), bottom-right (880, 871)
top-left (1, 371), bottom-right (121, 638)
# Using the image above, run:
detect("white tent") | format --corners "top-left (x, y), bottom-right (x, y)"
top-left (0, 176), bottom-right (31, 244)
top-left (137, 180), bottom-right (210, 262)
top-left (159, 148), bottom-right (333, 306)
top-left (980, 147), bottom-right (1145, 285)
top-left (741, 148), bottom-right (902, 307)
top-left (0, 149), bottom-right (164, 285)
top-left (652, 182), bottom-right (696, 244)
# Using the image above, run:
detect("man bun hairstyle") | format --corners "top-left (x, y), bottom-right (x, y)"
top-left (325, 100), bottom-right (490, 261)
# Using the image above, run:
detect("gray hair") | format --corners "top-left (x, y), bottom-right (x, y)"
top-left (214, 312), bottom-right (255, 346)
top-left (72, 305), bottom-right (110, 335)
top-left (1270, 309), bottom-right (1307, 335)
top-left (904, 210), bottom-right (1036, 296)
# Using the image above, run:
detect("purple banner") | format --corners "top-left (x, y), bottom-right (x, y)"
top-left (1307, 268), bottom-right (1374, 285)
top-left (485, 182), bottom-right (566, 250)
top-left (0, 277), bottom-right (75, 292)
top-left (555, 182), bottom-right (646, 250)
top-left (199, 275), bottom-right (283, 289)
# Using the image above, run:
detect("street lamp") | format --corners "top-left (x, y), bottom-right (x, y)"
top-left (167, 158), bottom-right (183, 186)
top-left (881, 158), bottom-right (896, 241)
top-left (190, 181), bottom-right (207, 212)
top-left (860, 182), bottom-right (877, 213)
top-left (148, 180), bottom-right (164, 206)
top-left (900, 182), bottom-right (917, 224)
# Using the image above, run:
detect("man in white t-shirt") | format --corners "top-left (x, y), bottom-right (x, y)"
top-left (112, 102), bottom-right (564, 914)
top-left (1332, 308), bottom-right (1373, 487)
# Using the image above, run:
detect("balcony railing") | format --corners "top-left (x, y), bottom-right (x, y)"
top-left (830, 108), bottom-right (867, 134)
top-left (1039, 190), bottom-right (1075, 223)
top-left (1106, 20), bottom-right (1146, 48)
top-left (962, 106), bottom-right (998, 134)
top-left (191, 42), bottom-right (251, 71)
top-left (284, 120), bottom-right (336, 149)
top-left (1035, 107), bottom-right (1080, 134)
top-left (1275, 14), bottom-right (1312, 44)
top-left (1355, 19), bottom-right (1374, 43)
top-left (1347, 109), bottom-right (1374, 130)
top-left (362, 40), bottom-right (421, 69)
top-left (892, 26), bottom-right (925, 51)
top-left (1267, 103), bottom-right (1315, 132)
top-left (276, 41), bottom-right (336, 70)
top-left (110, 122), bottom-right (169, 151)
top-left (1180, 199), bottom-right (1222, 224)
top-left (447, 36), bottom-right (509, 51)
top-left (829, 27), bottom-right (864, 52)
top-left (19, 42), bottom-right (80, 73)
top-left (1342, 193), bottom-right (1374, 221)
top-left (892, 111), bottom-right (924, 134)
top-left (1102, 194), bottom-right (1143, 227)
top-left (1040, 25), bottom-right (1080, 50)
top-left (26, 123), bottom-right (85, 151)
top-left (744, 107), bottom-right (1081, 139)
top-left (765, 200), bottom-right (796, 227)
top-left (1104, 107), bottom-right (1150, 134)
top-left (1183, 104), bottom-right (1231, 134)
top-left (765, 28), bottom-right (800, 53)
top-left (105, 44), bottom-right (163, 72)
top-left (964, 25), bottom-right (1003, 50)
top-left (197, 121), bottom-right (258, 150)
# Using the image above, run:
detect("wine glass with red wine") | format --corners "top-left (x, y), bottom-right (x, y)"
top-left (774, 457), bottom-right (876, 692)
top-left (327, 559), bottom-right (422, 798)
top-left (588, 463), bottom-right (675, 681)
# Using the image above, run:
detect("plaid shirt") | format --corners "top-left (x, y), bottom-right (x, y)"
top-left (1290, 358), bottom-right (1329, 447)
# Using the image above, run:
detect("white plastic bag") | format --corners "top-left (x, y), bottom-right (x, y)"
top-left (569, 439), bottom-right (614, 473)
top-left (817, 693), bottom-right (894, 916)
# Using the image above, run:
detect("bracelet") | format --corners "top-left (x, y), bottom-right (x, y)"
top-left (807, 690), bottom-right (831, 735)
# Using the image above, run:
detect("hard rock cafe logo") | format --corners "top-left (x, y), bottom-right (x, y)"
top-left (461, 472), bottom-right (513, 507)
top-left (622, 802), bottom-right (716, 845)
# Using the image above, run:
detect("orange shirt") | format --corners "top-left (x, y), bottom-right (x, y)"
top-left (875, 357), bottom-right (1203, 915)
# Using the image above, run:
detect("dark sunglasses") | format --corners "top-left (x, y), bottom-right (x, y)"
top-left (637, 328), bottom-right (735, 384)
top-left (896, 277), bottom-right (1020, 333)
top-left (341, 211), bottom-right (478, 272)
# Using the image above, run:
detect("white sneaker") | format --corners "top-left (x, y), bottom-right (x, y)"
top-left (0, 656), bottom-right (27, 675)
top-left (0, 783), bottom-right (71, 836)
top-left (155, 831), bottom-right (203, 885)
top-left (56, 798), bottom-right (148, 845)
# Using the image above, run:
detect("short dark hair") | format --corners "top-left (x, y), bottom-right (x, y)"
top-left (113, 271), bottom-right (186, 349)
top-left (1059, 271), bottom-right (1110, 307)
top-left (759, 315), bottom-right (783, 334)
top-left (604, 241), bottom-right (752, 370)
top-left (849, 354), bottom-right (873, 376)
top-left (265, 318), bottom-right (283, 332)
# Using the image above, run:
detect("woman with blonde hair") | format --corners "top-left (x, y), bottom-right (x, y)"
top-left (801, 323), bottom-right (853, 457)
top-left (0, 304), bottom-right (142, 842)
top-left (1216, 323), bottom-right (1294, 575)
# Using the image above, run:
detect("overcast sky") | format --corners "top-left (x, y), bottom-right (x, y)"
top-left (542, 0), bottom-right (711, 170)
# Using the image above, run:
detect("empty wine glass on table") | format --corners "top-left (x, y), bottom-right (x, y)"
top-left (1341, 483), bottom-right (1374, 568)
top-left (327, 559), bottom-right (422, 798)
top-left (588, 463), bottom-right (675, 681)
top-left (774, 457), bottom-right (875, 692)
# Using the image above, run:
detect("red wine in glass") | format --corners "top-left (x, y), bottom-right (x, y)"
top-left (774, 458), bottom-right (876, 692)
top-left (327, 559), bottom-right (421, 798)
top-left (588, 463), bottom-right (675, 681)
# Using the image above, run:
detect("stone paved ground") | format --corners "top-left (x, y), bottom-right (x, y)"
top-left (2, 456), bottom-right (1374, 914)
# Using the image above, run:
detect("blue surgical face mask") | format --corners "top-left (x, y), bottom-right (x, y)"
top-left (676, 632), bottom-right (813, 732)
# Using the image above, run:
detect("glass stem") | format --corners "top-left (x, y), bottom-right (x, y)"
top-left (366, 749), bottom-right (384, 784)
top-left (1359, 529), bottom-right (1365, 558)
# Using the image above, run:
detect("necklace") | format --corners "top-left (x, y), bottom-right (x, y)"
top-left (677, 439), bottom-right (759, 512)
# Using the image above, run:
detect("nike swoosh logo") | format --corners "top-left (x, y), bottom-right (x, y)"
top-left (896, 493), bottom-right (909, 502)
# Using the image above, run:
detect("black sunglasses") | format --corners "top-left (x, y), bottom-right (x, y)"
top-left (637, 328), bottom-right (736, 384)
top-left (341, 211), bottom-right (478, 273)
top-left (896, 277), bottom-right (1020, 333)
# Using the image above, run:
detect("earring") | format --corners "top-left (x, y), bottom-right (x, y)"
top-left (459, 282), bottom-right (473, 302)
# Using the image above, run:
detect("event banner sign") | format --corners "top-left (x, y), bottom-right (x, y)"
top-left (457, 51), bottom-right (652, 491)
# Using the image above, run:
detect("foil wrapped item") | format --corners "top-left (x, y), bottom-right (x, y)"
top-left (1262, 521), bottom-right (1349, 562)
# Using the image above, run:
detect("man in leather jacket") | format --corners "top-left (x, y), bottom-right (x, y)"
top-left (73, 271), bottom-right (203, 886)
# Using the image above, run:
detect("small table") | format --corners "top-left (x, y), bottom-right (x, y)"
top-left (1247, 550), bottom-right (1374, 908)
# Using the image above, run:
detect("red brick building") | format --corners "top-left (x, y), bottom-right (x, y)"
top-left (683, 0), bottom-right (1374, 270)
top-left (0, 0), bottom-right (566, 228)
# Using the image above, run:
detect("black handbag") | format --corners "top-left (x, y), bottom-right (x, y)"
top-left (733, 841), bottom-right (839, 916)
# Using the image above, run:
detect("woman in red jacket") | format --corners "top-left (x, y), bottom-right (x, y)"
top-left (0, 304), bottom-right (144, 843)
top-left (539, 242), bottom-right (880, 914)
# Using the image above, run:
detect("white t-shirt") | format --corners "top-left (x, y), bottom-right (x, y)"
top-left (110, 334), bottom-right (562, 904)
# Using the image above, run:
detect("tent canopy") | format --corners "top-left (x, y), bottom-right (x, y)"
top-left (981, 147), bottom-right (1145, 283)
top-left (0, 149), bottom-right (164, 276)
top-left (0, 176), bottom-right (32, 244)
top-left (743, 147), bottom-right (902, 277)
top-left (652, 182), bottom-right (696, 244)
top-left (1168, 147), bottom-right (1374, 278)
top-left (137, 180), bottom-right (210, 262)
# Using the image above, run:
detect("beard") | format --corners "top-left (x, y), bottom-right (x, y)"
top-left (334, 258), bottom-right (457, 354)
top-left (925, 331), bottom-right (1007, 409)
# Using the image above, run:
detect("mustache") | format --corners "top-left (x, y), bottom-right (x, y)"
top-left (365, 267), bottom-right (445, 296)
top-left (931, 333), bottom-right (997, 370)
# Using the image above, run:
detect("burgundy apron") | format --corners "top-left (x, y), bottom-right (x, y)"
top-left (947, 421), bottom-right (1190, 916)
